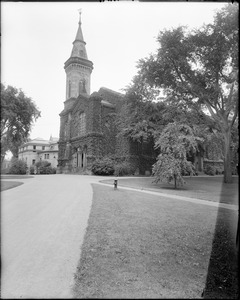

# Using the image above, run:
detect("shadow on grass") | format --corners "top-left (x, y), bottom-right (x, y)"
top-left (202, 182), bottom-right (239, 299)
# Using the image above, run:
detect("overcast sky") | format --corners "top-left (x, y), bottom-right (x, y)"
top-left (2, 1), bottom-right (227, 147)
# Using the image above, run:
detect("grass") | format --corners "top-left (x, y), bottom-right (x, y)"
top-left (1, 181), bottom-right (23, 191)
top-left (1, 175), bottom-right (33, 191)
top-left (72, 180), bottom-right (238, 298)
top-left (1, 175), bottom-right (34, 179)
top-left (1, 174), bottom-right (238, 297)
top-left (101, 175), bottom-right (238, 205)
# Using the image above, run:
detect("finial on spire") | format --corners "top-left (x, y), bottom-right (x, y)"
top-left (78, 8), bottom-right (82, 24)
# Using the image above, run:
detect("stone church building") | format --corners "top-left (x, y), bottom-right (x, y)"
top-left (57, 13), bottom-right (224, 175)
top-left (57, 13), bottom-right (153, 174)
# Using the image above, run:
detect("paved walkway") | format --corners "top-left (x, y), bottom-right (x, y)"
top-left (1, 174), bottom-right (238, 299)
top-left (1, 174), bottom-right (102, 299)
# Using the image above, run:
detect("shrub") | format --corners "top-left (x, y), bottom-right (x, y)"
top-left (92, 157), bottom-right (114, 175)
top-left (35, 160), bottom-right (56, 174)
top-left (9, 158), bottom-right (27, 174)
top-left (30, 165), bottom-right (35, 174)
top-left (114, 161), bottom-right (135, 176)
top-left (35, 160), bottom-right (51, 168)
top-left (215, 167), bottom-right (223, 175)
top-left (204, 164), bottom-right (216, 176)
top-left (181, 164), bottom-right (197, 176)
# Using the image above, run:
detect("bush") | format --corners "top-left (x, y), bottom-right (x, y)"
top-left (181, 164), bottom-right (197, 176)
top-left (204, 164), bottom-right (216, 176)
top-left (114, 161), bottom-right (135, 176)
top-left (30, 165), bottom-right (35, 174)
top-left (92, 157), bottom-right (114, 175)
top-left (35, 160), bottom-right (51, 168)
top-left (9, 158), bottom-right (27, 174)
top-left (35, 160), bottom-right (56, 174)
top-left (215, 167), bottom-right (223, 175)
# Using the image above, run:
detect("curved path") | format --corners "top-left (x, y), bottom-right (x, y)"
top-left (1, 174), bottom-right (112, 299)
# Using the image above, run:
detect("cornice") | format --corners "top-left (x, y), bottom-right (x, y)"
top-left (64, 57), bottom-right (93, 70)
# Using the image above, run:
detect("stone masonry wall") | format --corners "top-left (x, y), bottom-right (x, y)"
top-left (101, 105), bottom-right (117, 156)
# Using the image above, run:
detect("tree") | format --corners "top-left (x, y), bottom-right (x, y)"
top-left (152, 122), bottom-right (203, 188)
top-left (9, 157), bottom-right (28, 175)
top-left (120, 79), bottom-right (223, 170)
top-left (134, 3), bottom-right (238, 183)
top-left (116, 92), bottom-right (166, 148)
top-left (1, 84), bottom-right (41, 161)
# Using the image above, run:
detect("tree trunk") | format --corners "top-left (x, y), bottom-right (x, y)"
top-left (1, 153), bottom-right (5, 163)
top-left (223, 129), bottom-right (233, 183)
top-left (174, 174), bottom-right (177, 189)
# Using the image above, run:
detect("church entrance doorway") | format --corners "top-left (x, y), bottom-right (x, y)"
top-left (75, 146), bottom-right (87, 170)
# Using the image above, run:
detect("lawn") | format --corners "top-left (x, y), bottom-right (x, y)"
top-left (1, 181), bottom-right (23, 191)
top-left (1, 175), bottom-right (34, 179)
top-left (100, 175), bottom-right (238, 205)
top-left (1, 175), bottom-right (34, 191)
top-left (72, 181), bottom-right (238, 298)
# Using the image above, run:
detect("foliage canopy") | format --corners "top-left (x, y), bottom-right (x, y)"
top-left (1, 84), bottom-right (41, 160)
top-left (123, 3), bottom-right (238, 183)
top-left (153, 122), bottom-right (202, 188)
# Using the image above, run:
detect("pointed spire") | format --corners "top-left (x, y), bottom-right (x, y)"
top-left (78, 8), bottom-right (82, 25)
top-left (70, 9), bottom-right (88, 59)
top-left (74, 9), bottom-right (85, 43)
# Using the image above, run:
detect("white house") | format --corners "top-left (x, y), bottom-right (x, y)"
top-left (18, 136), bottom-right (59, 168)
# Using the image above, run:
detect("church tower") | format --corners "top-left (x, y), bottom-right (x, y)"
top-left (64, 10), bottom-right (93, 98)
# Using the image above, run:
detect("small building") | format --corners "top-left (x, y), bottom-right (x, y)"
top-left (18, 136), bottom-right (59, 168)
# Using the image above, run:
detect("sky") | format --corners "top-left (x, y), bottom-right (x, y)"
top-left (2, 1), bottom-right (227, 156)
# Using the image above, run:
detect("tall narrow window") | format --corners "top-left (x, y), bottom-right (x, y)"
top-left (78, 81), bottom-right (82, 95)
top-left (78, 112), bottom-right (86, 136)
top-left (68, 81), bottom-right (71, 98)
top-left (82, 79), bottom-right (87, 93)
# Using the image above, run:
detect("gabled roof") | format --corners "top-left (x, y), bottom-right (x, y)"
top-left (98, 87), bottom-right (124, 109)
top-left (98, 87), bottom-right (124, 98)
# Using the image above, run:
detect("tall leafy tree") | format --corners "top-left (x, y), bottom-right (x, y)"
top-left (117, 93), bottom-right (165, 141)
top-left (115, 88), bottom-right (168, 163)
top-left (1, 84), bottom-right (41, 161)
top-left (134, 3), bottom-right (238, 183)
top-left (121, 78), bottom-right (223, 170)
top-left (153, 122), bottom-right (203, 188)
